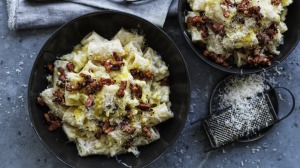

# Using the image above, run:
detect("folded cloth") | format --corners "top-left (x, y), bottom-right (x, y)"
top-left (6, 0), bottom-right (179, 30)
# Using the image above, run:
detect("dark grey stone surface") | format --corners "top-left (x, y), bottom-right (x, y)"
top-left (0, 1), bottom-right (299, 168)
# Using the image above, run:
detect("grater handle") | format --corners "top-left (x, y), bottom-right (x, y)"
top-left (273, 87), bottom-right (295, 123)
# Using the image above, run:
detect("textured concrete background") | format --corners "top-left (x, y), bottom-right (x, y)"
top-left (0, 1), bottom-right (299, 168)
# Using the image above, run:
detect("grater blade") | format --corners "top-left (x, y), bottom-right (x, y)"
top-left (203, 93), bottom-right (277, 149)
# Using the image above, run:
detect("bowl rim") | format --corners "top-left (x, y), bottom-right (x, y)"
top-left (178, 0), bottom-right (300, 74)
top-left (28, 10), bottom-right (191, 168)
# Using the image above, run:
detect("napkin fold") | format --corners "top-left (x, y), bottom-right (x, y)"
top-left (6, 0), bottom-right (179, 30)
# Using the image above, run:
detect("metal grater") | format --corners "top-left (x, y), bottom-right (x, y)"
top-left (203, 93), bottom-right (277, 149)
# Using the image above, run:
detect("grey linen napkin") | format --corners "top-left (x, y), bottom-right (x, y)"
top-left (6, 0), bottom-right (179, 30)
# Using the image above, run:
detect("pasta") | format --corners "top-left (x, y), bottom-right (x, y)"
top-left (38, 28), bottom-right (172, 157)
top-left (185, 0), bottom-right (293, 67)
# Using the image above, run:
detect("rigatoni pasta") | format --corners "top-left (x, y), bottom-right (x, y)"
top-left (185, 0), bottom-right (293, 67)
top-left (37, 28), bottom-right (172, 157)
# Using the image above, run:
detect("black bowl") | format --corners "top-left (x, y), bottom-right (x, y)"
top-left (28, 11), bottom-right (190, 168)
top-left (178, 0), bottom-right (300, 74)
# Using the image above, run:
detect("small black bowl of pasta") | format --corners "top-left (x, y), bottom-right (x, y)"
top-left (28, 11), bottom-right (190, 168)
top-left (178, 0), bottom-right (300, 74)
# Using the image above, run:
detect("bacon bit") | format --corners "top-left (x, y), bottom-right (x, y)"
top-left (267, 54), bottom-right (274, 59)
top-left (122, 125), bottom-right (136, 134)
top-left (113, 52), bottom-right (123, 61)
top-left (85, 78), bottom-right (114, 95)
top-left (192, 16), bottom-right (203, 23)
top-left (57, 67), bottom-right (67, 83)
top-left (142, 127), bottom-right (151, 138)
top-left (237, 0), bottom-right (262, 19)
top-left (201, 31), bottom-right (209, 38)
top-left (266, 28), bottom-right (277, 36)
top-left (48, 120), bottom-right (61, 131)
top-left (215, 57), bottom-right (224, 64)
top-left (117, 81), bottom-right (127, 98)
top-left (37, 96), bottom-right (45, 106)
top-left (237, 0), bottom-right (250, 13)
top-left (137, 103), bottom-right (151, 111)
top-left (247, 55), bottom-right (271, 66)
top-left (209, 52), bottom-right (218, 60)
top-left (256, 33), bottom-right (265, 42)
top-left (130, 83), bottom-right (142, 99)
top-left (103, 120), bottom-right (114, 134)
top-left (103, 121), bottom-right (109, 130)
top-left (237, 4), bottom-right (247, 13)
top-left (187, 16), bottom-right (203, 26)
top-left (187, 15), bottom-right (213, 38)
top-left (85, 78), bottom-right (115, 95)
top-left (130, 69), bottom-right (145, 80)
top-left (44, 113), bottom-right (62, 132)
top-left (110, 61), bottom-right (124, 70)
top-left (101, 60), bottom-right (109, 70)
top-left (85, 80), bottom-right (102, 95)
top-left (264, 23), bottom-right (278, 39)
top-left (104, 126), bottom-right (114, 134)
top-left (187, 17), bottom-right (193, 25)
top-left (247, 57), bottom-right (253, 64)
top-left (44, 113), bottom-right (52, 123)
top-left (121, 122), bottom-right (136, 134)
top-left (199, 24), bottom-right (208, 32)
top-left (99, 78), bottom-right (115, 85)
top-left (145, 71), bottom-right (154, 80)
top-left (57, 67), bottom-right (65, 75)
top-left (79, 73), bottom-right (92, 81)
top-left (203, 50), bottom-right (210, 57)
top-left (79, 73), bottom-right (94, 88)
top-left (256, 32), bottom-right (270, 44)
top-left (52, 89), bottom-right (65, 104)
top-left (66, 62), bottom-right (75, 72)
top-left (222, 62), bottom-right (230, 68)
top-left (271, 0), bottom-right (280, 5)
top-left (253, 48), bottom-right (261, 57)
top-left (212, 23), bottom-right (225, 34)
top-left (130, 69), bottom-right (154, 80)
top-left (85, 95), bottom-right (94, 107)
top-left (204, 50), bottom-right (232, 68)
top-left (46, 63), bottom-right (54, 73)
top-left (101, 60), bottom-right (124, 71)
top-left (249, 6), bottom-right (261, 15)
top-left (160, 78), bottom-right (169, 86)
top-left (44, 113), bottom-right (60, 123)
top-left (94, 127), bottom-right (103, 139)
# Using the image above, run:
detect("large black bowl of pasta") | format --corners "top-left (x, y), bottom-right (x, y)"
top-left (28, 11), bottom-right (190, 168)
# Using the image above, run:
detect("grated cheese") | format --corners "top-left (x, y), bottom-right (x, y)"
top-left (218, 74), bottom-right (270, 134)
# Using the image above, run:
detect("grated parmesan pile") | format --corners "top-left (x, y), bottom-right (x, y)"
top-left (218, 74), bottom-right (270, 133)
